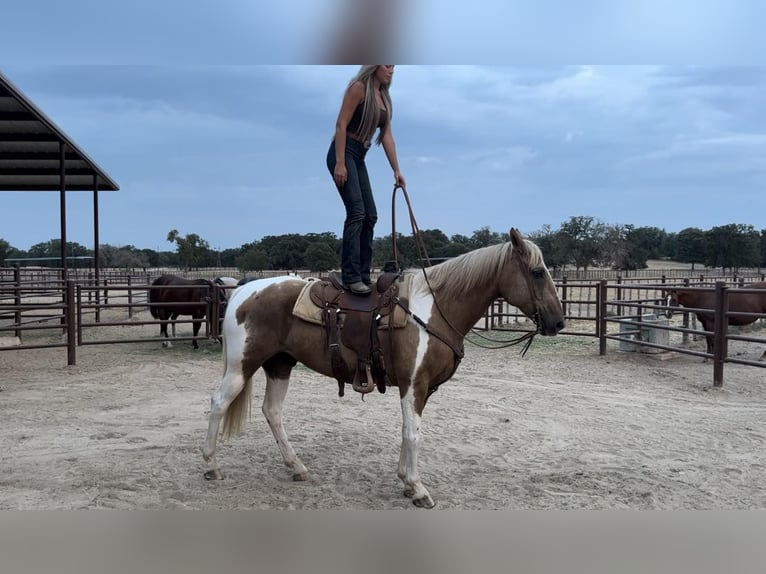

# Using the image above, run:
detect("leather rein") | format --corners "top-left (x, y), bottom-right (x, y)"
top-left (389, 186), bottom-right (540, 361)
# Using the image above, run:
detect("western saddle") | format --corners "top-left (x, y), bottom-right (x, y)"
top-left (308, 273), bottom-right (402, 396)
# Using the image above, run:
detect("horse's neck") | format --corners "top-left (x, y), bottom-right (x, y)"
top-left (421, 272), bottom-right (499, 336)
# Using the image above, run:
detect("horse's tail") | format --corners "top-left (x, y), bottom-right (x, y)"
top-left (222, 380), bottom-right (251, 440)
top-left (221, 335), bottom-right (252, 440)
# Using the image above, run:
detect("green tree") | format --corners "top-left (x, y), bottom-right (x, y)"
top-left (528, 225), bottom-right (567, 270)
top-left (761, 229), bottom-right (766, 268)
top-left (0, 238), bottom-right (11, 264)
top-left (167, 229), bottom-right (210, 270)
top-left (373, 233), bottom-right (417, 269)
top-left (236, 247), bottom-right (270, 273)
top-left (26, 239), bottom-right (91, 266)
top-left (304, 243), bottom-right (338, 273)
top-left (558, 216), bottom-right (607, 271)
top-left (675, 227), bottom-right (706, 270)
top-left (259, 234), bottom-right (308, 270)
top-left (419, 229), bottom-right (450, 258)
top-left (705, 224), bottom-right (760, 271)
top-left (596, 224), bottom-right (647, 271)
top-left (470, 226), bottom-right (502, 248)
top-left (626, 226), bottom-right (667, 261)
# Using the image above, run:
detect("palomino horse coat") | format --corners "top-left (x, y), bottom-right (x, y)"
top-left (202, 228), bottom-right (565, 508)
top-left (668, 282), bottom-right (766, 360)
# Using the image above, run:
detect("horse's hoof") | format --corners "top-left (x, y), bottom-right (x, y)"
top-left (204, 470), bottom-right (223, 481)
top-left (412, 494), bottom-right (435, 509)
top-left (162, 341), bottom-right (171, 348)
top-left (402, 486), bottom-right (415, 498)
top-left (292, 472), bottom-right (310, 482)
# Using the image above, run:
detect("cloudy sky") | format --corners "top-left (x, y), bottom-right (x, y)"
top-left (2, 3), bottom-right (764, 251)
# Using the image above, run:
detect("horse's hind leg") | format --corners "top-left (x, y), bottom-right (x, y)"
top-left (202, 369), bottom-right (247, 480)
top-left (190, 314), bottom-right (203, 349)
top-left (262, 354), bottom-right (309, 481)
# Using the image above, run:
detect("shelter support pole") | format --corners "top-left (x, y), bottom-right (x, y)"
top-left (60, 142), bottom-right (68, 329)
top-left (59, 141), bottom-right (67, 281)
top-left (93, 173), bottom-right (101, 323)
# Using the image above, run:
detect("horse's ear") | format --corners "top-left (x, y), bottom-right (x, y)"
top-left (510, 228), bottom-right (527, 253)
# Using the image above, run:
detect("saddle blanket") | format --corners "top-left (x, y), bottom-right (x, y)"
top-left (292, 274), bottom-right (411, 330)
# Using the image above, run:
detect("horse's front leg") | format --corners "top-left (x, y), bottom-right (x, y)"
top-left (191, 314), bottom-right (202, 349)
top-left (397, 389), bottom-right (434, 508)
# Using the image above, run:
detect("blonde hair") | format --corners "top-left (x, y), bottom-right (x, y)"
top-left (347, 65), bottom-right (393, 146)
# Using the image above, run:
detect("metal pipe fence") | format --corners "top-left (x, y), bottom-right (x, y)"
top-left (2, 272), bottom-right (764, 386)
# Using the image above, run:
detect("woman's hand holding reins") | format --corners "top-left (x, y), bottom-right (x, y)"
top-left (394, 170), bottom-right (406, 189)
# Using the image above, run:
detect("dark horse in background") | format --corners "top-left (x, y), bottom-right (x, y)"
top-left (149, 275), bottom-right (238, 349)
top-left (667, 281), bottom-right (766, 360)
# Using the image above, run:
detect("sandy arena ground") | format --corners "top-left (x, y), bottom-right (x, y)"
top-left (1, 314), bottom-right (766, 510)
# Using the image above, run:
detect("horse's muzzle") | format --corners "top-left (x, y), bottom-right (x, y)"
top-left (536, 313), bottom-right (565, 336)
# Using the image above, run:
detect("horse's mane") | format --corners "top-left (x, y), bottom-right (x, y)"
top-left (408, 239), bottom-right (545, 297)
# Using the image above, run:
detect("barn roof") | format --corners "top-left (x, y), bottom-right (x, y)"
top-left (0, 71), bottom-right (119, 192)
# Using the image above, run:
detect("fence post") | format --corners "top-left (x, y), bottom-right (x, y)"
top-left (682, 278), bottom-right (690, 344)
top-left (66, 280), bottom-right (77, 366)
top-left (560, 275), bottom-right (568, 317)
top-left (616, 275), bottom-right (622, 317)
top-left (13, 264), bottom-right (21, 339)
top-left (712, 281), bottom-right (727, 387)
top-left (598, 280), bottom-right (607, 355)
top-left (127, 275), bottom-right (133, 319)
top-left (76, 284), bottom-right (83, 345)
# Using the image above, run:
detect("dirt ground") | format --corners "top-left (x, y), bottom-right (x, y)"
top-left (2, 314), bottom-right (766, 510)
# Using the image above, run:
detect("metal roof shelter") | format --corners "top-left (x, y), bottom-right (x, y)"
top-left (0, 70), bottom-right (119, 282)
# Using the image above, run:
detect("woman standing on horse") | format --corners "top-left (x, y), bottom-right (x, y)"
top-left (327, 65), bottom-right (406, 295)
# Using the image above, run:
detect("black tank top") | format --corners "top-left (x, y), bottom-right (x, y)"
top-left (347, 101), bottom-right (387, 139)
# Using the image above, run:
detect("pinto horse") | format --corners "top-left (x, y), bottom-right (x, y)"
top-left (149, 275), bottom-right (238, 349)
top-left (202, 228), bottom-right (565, 508)
top-left (667, 282), bottom-right (766, 360)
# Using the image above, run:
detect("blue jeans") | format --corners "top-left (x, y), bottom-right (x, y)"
top-left (326, 138), bottom-right (378, 285)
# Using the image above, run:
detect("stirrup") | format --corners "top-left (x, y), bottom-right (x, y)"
top-left (352, 365), bottom-right (376, 394)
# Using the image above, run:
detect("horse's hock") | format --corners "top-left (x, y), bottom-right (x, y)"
top-left (618, 313), bottom-right (670, 354)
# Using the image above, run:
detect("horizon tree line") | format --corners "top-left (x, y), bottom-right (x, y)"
top-left (3, 216), bottom-right (766, 274)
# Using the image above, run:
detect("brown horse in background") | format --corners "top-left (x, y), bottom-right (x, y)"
top-left (149, 275), bottom-right (237, 349)
top-left (667, 282), bottom-right (766, 360)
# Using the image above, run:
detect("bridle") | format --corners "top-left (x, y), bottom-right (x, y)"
top-left (389, 186), bottom-right (541, 359)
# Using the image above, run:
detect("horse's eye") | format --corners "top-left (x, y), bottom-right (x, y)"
top-left (532, 268), bottom-right (545, 280)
